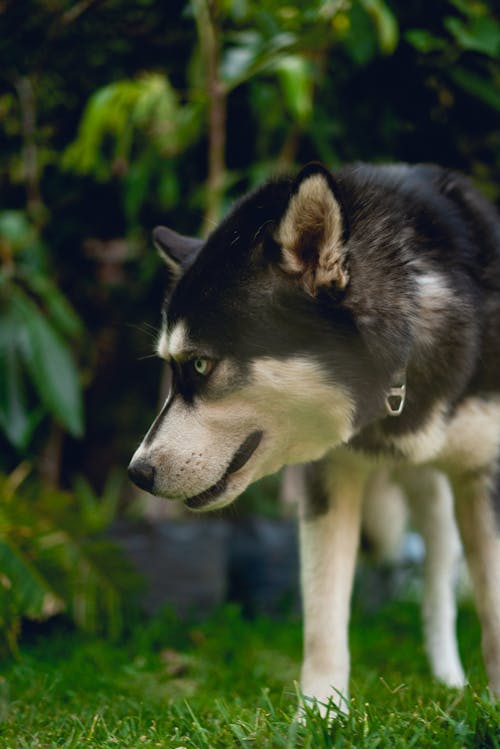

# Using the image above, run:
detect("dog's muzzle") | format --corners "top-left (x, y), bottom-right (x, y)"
top-left (127, 430), bottom-right (263, 508)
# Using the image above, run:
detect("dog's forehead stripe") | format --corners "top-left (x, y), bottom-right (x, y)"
top-left (160, 320), bottom-right (190, 360)
top-left (156, 328), bottom-right (170, 359)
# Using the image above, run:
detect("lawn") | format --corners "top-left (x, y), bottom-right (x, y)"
top-left (0, 601), bottom-right (499, 748)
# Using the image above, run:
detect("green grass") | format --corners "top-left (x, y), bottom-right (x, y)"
top-left (0, 601), bottom-right (498, 748)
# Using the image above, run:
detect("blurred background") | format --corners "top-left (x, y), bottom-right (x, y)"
top-left (0, 0), bottom-right (499, 651)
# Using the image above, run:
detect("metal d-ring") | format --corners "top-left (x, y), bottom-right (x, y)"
top-left (385, 376), bottom-right (406, 417)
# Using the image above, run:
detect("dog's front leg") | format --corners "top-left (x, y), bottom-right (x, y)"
top-left (299, 453), bottom-right (365, 714)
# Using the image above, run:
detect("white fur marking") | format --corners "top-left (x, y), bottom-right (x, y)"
top-left (249, 357), bottom-right (354, 466)
top-left (156, 328), bottom-right (170, 360)
top-left (414, 272), bottom-right (453, 350)
top-left (440, 397), bottom-right (500, 470)
top-left (390, 402), bottom-right (448, 463)
top-left (416, 272), bottom-right (451, 305)
top-left (167, 320), bottom-right (190, 360)
top-left (391, 396), bottom-right (500, 470)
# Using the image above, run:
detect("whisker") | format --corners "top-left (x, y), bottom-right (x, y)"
top-left (142, 322), bottom-right (160, 333)
top-left (126, 322), bottom-right (159, 340)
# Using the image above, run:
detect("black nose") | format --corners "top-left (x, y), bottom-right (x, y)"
top-left (128, 458), bottom-right (155, 493)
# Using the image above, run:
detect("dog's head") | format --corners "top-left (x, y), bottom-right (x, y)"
top-left (128, 164), bottom-right (406, 510)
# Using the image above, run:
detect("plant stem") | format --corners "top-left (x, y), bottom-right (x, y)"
top-left (192, 0), bottom-right (227, 235)
top-left (39, 421), bottom-right (63, 486)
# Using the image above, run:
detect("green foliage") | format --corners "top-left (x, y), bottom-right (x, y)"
top-left (72, 469), bottom-right (123, 535)
top-left (0, 466), bottom-right (136, 655)
top-left (445, 3), bottom-right (500, 57)
top-left (406, 0), bottom-right (500, 112)
top-left (63, 0), bottom-right (401, 224)
top-left (59, 0), bottom-right (500, 231)
top-left (63, 73), bottom-right (203, 224)
top-left (0, 211), bottom-right (84, 450)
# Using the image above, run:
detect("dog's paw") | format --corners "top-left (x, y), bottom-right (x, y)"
top-left (429, 648), bottom-right (466, 689)
top-left (434, 663), bottom-right (467, 689)
top-left (295, 682), bottom-right (350, 725)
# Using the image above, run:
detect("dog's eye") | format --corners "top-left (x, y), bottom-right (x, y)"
top-left (192, 357), bottom-right (213, 377)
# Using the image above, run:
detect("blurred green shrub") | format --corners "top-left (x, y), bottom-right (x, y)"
top-left (0, 211), bottom-right (84, 451)
top-left (0, 465), bottom-right (135, 655)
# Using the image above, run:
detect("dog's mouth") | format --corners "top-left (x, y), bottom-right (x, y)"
top-left (183, 430), bottom-right (263, 510)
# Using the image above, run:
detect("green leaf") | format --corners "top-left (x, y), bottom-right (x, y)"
top-left (343, 2), bottom-right (378, 65)
top-left (124, 152), bottom-right (156, 225)
top-left (36, 530), bottom-right (124, 638)
top-left (158, 170), bottom-right (180, 211)
top-left (221, 31), bottom-right (261, 86)
top-left (0, 538), bottom-right (60, 619)
top-left (72, 469), bottom-right (122, 534)
top-left (220, 31), bottom-right (297, 91)
top-left (445, 15), bottom-right (500, 57)
top-left (14, 291), bottom-right (84, 437)
top-left (360, 0), bottom-right (399, 54)
top-left (63, 74), bottom-right (200, 182)
top-left (450, 66), bottom-right (500, 110)
top-left (448, 0), bottom-right (480, 16)
top-left (0, 302), bottom-right (39, 449)
top-left (274, 55), bottom-right (314, 125)
top-left (405, 29), bottom-right (448, 53)
top-left (0, 211), bottom-right (35, 252)
top-left (22, 273), bottom-right (83, 339)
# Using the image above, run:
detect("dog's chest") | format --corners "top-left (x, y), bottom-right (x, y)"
top-left (353, 396), bottom-right (500, 473)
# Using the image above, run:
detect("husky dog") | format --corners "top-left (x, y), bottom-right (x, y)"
top-left (129, 162), bottom-right (500, 710)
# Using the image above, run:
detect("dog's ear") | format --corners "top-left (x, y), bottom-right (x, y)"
top-left (153, 226), bottom-right (204, 278)
top-left (274, 163), bottom-right (348, 296)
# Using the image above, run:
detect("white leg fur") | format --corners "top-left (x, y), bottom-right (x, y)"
top-left (402, 468), bottom-right (465, 687)
top-left (299, 454), bottom-right (365, 714)
top-left (451, 472), bottom-right (500, 697)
